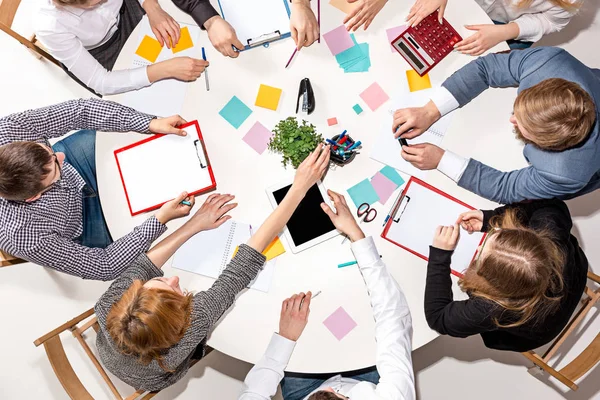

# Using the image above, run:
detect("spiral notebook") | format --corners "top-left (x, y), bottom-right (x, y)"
top-left (172, 220), bottom-right (276, 292)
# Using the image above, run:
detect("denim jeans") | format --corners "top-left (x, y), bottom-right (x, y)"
top-left (52, 130), bottom-right (113, 248)
top-left (281, 368), bottom-right (380, 400)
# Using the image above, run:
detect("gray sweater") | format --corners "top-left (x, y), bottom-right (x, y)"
top-left (95, 244), bottom-right (266, 392)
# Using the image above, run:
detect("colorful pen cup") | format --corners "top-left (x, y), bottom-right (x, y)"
top-left (329, 134), bottom-right (357, 166)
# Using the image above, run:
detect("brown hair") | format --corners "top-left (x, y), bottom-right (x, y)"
top-left (53, 0), bottom-right (90, 6)
top-left (0, 142), bottom-right (54, 200)
top-left (459, 209), bottom-right (565, 328)
top-left (513, 78), bottom-right (596, 151)
top-left (106, 280), bottom-right (193, 371)
top-left (515, 0), bottom-right (582, 11)
top-left (308, 391), bottom-right (341, 400)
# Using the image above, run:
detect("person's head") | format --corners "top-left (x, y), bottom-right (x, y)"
top-left (459, 209), bottom-right (565, 328)
top-left (53, 0), bottom-right (106, 9)
top-left (106, 276), bottom-right (192, 371)
top-left (0, 142), bottom-right (65, 202)
top-left (307, 389), bottom-right (347, 400)
top-left (511, 78), bottom-right (596, 151)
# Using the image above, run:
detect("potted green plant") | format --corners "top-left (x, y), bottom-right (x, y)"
top-left (268, 117), bottom-right (324, 169)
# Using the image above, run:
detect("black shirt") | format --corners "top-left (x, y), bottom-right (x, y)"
top-left (424, 199), bottom-right (588, 352)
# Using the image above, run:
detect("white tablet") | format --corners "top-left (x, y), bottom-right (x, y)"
top-left (266, 180), bottom-right (340, 253)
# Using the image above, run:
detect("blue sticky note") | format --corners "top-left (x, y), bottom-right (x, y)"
top-left (353, 104), bottom-right (363, 114)
top-left (347, 179), bottom-right (380, 208)
top-left (380, 166), bottom-right (405, 187)
top-left (219, 96), bottom-right (252, 129)
top-left (344, 43), bottom-right (370, 73)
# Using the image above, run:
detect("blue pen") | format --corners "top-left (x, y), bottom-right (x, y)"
top-left (338, 260), bottom-right (357, 268)
top-left (201, 47), bottom-right (210, 91)
top-left (339, 130), bottom-right (347, 139)
top-left (181, 200), bottom-right (192, 206)
top-left (347, 141), bottom-right (362, 151)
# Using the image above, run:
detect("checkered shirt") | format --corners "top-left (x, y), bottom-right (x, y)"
top-left (0, 98), bottom-right (167, 281)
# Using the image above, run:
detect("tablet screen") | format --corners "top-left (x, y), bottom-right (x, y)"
top-left (273, 184), bottom-right (336, 246)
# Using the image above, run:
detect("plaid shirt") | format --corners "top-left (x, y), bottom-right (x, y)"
top-left (0, 98), bottom-right (167, 281)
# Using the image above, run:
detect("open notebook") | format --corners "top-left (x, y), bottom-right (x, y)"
top-left (172, 220), bottom-right (284, 292)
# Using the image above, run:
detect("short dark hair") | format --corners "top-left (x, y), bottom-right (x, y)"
top-left (308, 391), bottom-right (341, 400)
top-left (0, 142), bottom-right (53, 200)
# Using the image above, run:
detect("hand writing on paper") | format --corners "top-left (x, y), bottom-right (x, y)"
top-left (454, 23), bottom-right (519, 56)
top-left (321, 190), bottom-right (365, 242)
top-left (456, 210), bottom-right (484, 234)
top-left (344, 0), bottom-right (388, 31)
top-left (149, 115), bottom-right (189, 136)
top-left (292, 144), bottom-right (331, 194)
top-left (406, 0), bottom-right (448, 27)
top-left (155, 192), bottom-right (194, 224)
top-left (204, 16), bottom-right (245, 58)
top-left (279, 292), bottom-right (312, 341)
top-left (433, 224), bottom-right (460, 251)
top-left (401, 143), bottom-right (444, 170)
top-left (290, 0), bottom-right (319, 50)
top-left (392, 100), bottom-right (440, 139)
top-left (185, 194), bottom-right (237, 233)
top-left (143, 0), bottom-right (181, 48)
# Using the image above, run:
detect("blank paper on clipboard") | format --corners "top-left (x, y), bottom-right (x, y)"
top-left (218, 0), bottom-right (291, 49)
top-left (382, 178), bottom-right (484, 275)
top-left (114, 121), bottom-right (216, 216)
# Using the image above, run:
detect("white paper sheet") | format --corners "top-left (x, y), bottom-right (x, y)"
top-left (385, 181), bottom-right (484, 273)
top-left (370, 89), bottom-right (454, 178)
top-left (115, 123), bottom-right (214, 214)
top-left (172, 220), bottom-right (276, 292)
top-left (218, 0), bottom-right (290, 46)
top-left (119, 17), bottom-right (201, 117)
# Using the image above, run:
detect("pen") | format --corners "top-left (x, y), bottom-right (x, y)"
top-left (201, 47), bottom-right (210, 91)
top-left (180, 200), bottom-right (192, 206)
top-left (339, 130), bottom-right (347, 139)
top-left (285, 47), bottom-right (298, 68)
top-left (338, 260), bottom-right (357, 268)
top-left (347, 141), bottom-right (362, 151)
top-left (312, 290), bottom-right (322, 299)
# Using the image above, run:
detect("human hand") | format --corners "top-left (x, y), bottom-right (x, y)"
top-left (149, 115), bottom-right (188, 136)
top-left (185, 193), bottom-right (237, 233)
top-left (392, 101), bottom-right (441, 139)
top-left (292, 144), bottom-right (331, 194)
top-left (406, 0), bottom-right (448, 26)
top-left (204, 16), bottom-right (244, 58)
top-left (456, 210), bottom-right (484, 234)
top-left (320, 190), bottom-right (365, 242)
top-left (161, 57), bottom-right (208, 81)
top-left (279, 291), bottom-right (312, 342)
top-left (290, 0), bottom-right (319, 50)
top-left (401, 143), bottom-right (444, 170)
top-left (155, 192), bottom-right (195, 224)
top-left (433, 224), bottom-right (460, 251)
top-left (454, 23), bottom-right (518, 56)
top-left (144, 0), bottom-right (181, 48)
top-left (344, 0), bottom-right (387, 31)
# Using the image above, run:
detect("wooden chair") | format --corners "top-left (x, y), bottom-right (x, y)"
top-left (0, 249), bottom-right (26, 267)
top-left (34, 308), bottom-right (207, 399)
top-left (0, 0), bottom-right (59, 66)
top-left (522, 271), bottom-right (600, 391)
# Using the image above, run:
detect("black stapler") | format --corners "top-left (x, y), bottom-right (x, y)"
top-left (296, 78), bottom-right (315, 115)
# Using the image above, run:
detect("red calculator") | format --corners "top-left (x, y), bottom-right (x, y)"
top-left (391, 12), bottom-right (462, 76)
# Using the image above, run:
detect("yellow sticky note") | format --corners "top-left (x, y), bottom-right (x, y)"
top-left (255, 84), bottom-right (283, 111)
top-left (172, 26), bottom-right (194, 54)
top-left (263, 237), bottom-right (286, 261)
top-left (406, 70), bottom-right (432, 92)
top-left (135, 35), bottom-right (163, 63)
top-left (329, 0), bottom-right (359, 14)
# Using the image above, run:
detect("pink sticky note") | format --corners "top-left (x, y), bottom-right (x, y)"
top-left (386, 25), bottom-right (408, 52)
top-left (242, 122), bottom-right (273, 154)
top-left (323, 306), bottom-right (357, 341)
top-left (371, 171), bottom-right (398, 205)
top-left (327, 117), bottom-right (338, 126)
top-left (359, 82), bottom-right (390, 112)
top-left (323, 25), bottom-right (354, 56)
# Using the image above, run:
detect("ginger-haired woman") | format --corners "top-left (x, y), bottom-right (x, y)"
top-left (425, 199), bottom-right (588, 352)
top-left (94, 145), bottom-right (330, 392)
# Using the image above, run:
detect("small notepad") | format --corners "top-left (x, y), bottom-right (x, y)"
top-left (323, 306), bottom-right (357, 340)
top-left (371, 171), bottom-right (398, 205)
top-left (347, 179), bottom-right (379, 208)
top-left (172, 26), bottom-right (194, 53)
top-left (323, 25), bottom-right (354, 56)
top-left (219, 96), bottom-right (253, 129)
top-left (243, 122), bottom-right (273, 154)
top-left (135, 35), bottom-right (163, 63)
top-left (406, 70), bottom-right (432, 92)
top-left (255, 84), bottom-right (283, 111)
top-left (360, 82), bottom-right (389, 111)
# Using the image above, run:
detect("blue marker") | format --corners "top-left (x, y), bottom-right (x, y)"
top-left (181, 200), bottom-right (192, 206)
top-left (339, 130), bottom-right (347, 140)
top-left (326, 138), bottom-right (339, 146)
top-left (201, 47), bottom-right (210, 91)
top-left (347, 141), bottom-right (362, 151)
top-left (338, 260), bottom-right (358, 268)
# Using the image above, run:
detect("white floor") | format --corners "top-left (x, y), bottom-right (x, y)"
top-left (1, 2), bottom-right (600, 399)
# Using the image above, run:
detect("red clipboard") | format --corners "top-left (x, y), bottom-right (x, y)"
top-left (114, 120), bottom-right (216, 216)
top-left (381, 177), bottom-right (486, 277)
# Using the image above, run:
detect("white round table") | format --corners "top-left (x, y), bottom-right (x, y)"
top-left (99, 1), bottom-right (517, 373)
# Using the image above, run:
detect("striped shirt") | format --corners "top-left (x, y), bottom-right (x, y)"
top-left (0, 98), bottom-right (167, 280)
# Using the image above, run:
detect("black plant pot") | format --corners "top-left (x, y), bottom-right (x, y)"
top-left (329, 134), bottom-right (357, 166)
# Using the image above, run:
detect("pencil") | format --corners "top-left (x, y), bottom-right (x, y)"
top-left (285, 47), bottom-right (298, 68)
top-left (201, 47), bottom-right (210, 91)
top-left (317, 0), bottom-right (321, 43)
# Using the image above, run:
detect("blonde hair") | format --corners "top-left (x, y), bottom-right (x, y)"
top-left (513, 78), bottom-right (596, 151)
top-left (106, 280), bottom-right (193, 372)
top-left (515, 0), bottom-right (582, 11)
top-left (459, 209), bottom-right (565, 328)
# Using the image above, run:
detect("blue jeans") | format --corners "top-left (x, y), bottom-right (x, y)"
top-left (52, 130), bottom-right (113, 248)
top-left (492, 20), bottom-right (534, 50)
top-left (281, 368), bottom-right (380, 400)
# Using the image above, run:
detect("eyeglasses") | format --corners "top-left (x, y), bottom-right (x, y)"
top-left (39, 153), bottom-right (63, 194)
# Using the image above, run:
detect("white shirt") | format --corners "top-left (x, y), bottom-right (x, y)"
top-left (238, 236), bottom-right (416, 400)
top-left (474, 0), bottom-right (578, 42)
top-left (35, 0), bottom-right (150, 95)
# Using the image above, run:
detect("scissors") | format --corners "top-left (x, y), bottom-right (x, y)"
top-left (357, 203), bottom-right (377, 223)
